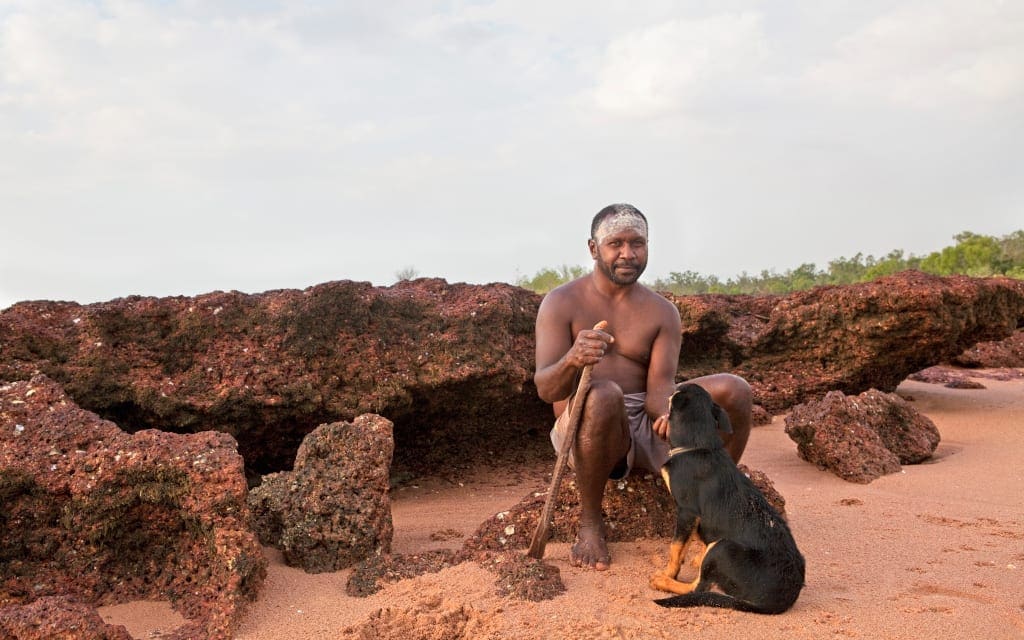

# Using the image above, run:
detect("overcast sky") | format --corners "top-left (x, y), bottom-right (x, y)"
top-left (1, 1), bottom-right (1021, 310)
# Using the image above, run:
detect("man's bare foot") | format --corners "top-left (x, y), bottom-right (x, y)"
top-left (570, 523), bottom-right (611, 570)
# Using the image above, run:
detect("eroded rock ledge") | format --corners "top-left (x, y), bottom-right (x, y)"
top-left (0, 376), bottom-right (265, 639)
top-left (1, 272), bottom-right (1022, 476)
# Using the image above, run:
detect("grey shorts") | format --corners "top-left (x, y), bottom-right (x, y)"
top-left (549, 391), bottom-right (670, 478)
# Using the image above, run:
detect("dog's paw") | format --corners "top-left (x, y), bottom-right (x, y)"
top-left (649, 572), bottom-right (674, 592)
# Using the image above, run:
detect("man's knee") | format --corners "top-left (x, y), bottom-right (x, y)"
top-left (577, 380), bottom-right (628, 448)
top-left (690, 373), bottom-right (752, 416)
top-left (688, 373), bottom-right (752, 462)
top-left (583, 379), bottom-right (625, 423)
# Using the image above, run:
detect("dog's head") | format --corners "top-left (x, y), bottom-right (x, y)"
top-left (667, 382), bottom-right (733, 450)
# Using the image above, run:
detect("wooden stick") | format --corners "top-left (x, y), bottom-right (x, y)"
top-left (527, 320), bottom-right (607, 560)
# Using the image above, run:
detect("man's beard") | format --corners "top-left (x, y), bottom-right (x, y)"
top-left (598, 258), bottom-right (645, 285)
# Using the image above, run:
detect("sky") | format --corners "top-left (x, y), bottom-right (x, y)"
top-left (1, 1), bottom-right (1022, 310)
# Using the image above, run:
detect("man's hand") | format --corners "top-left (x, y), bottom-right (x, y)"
top-left (566, 326), bottom-right (614, 368)
top-left (652, 414), bottom-right (670, 441)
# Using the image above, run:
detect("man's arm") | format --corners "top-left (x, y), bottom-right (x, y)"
top-left (534, 290), bottom-right (613, 405)
top-left (646, 297), bottom-right (682, 439)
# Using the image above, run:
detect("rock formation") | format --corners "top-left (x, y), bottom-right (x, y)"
top-left (950, 329), bottom-right (1024, 368)
top-left (0, 375), bottom-right (265, 639)
top-left (1, 273), bottom-right (1020, 477)
top-left (0, 279), bottom-right (546, 478)
top-left (248, 415), bottom-right (394, 572)
top-left (0, 596), bottom-right (134, 640)
top-left (784, 389), bottom-right (942, 483)
top-left (669, 272), bottom-right (1024, 412)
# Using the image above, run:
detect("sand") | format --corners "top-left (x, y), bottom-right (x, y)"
top-left (100, 374), bottom-right (1024, 639)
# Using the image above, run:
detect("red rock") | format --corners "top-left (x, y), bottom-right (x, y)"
top-left (248, 415), bottom-right (394, 572)
top-left (784, 388), bottom-right (940, 483)
top-left (751, 404), bottom-right (772, 426)
top-left (908, 366), bottom-right (968, 385)
top-left (0, 375), bottom-right (265, 640)
top-left (462, 473), bottom-right (674, 553)
top-left (1, 273), bottom-right (1021, 476)
top-left (737, 464), bottom-right (787, 516)
top-left (670, 272), bottom-right (1024, 412)
top-left (944, 378), bottom-right (987, 389)
top-left (910, 364), bottom-right (1023, 386)
top-left (0, 596), bottom-right (133, 640)
top-left (0, 280), bottom-right (547, 479)
top-left (481, 551), bottom-right (566, 601)
top-left (951, 329), bottom-right (1024, 368)
top-left (345, 550), bottom-right (462, 597)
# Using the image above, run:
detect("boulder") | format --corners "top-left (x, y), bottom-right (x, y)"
top-left (462, 473), bottom-right (674, 553)
top-left (909, 365), bottom-right (1023, 387)
top-left (0, 375), bottom-right (265, 640)
top-left (737, 464), bottom-right (787, 515)
top-left (784, 389), bottom-right (941, 483)
top-left (0, 596), bottom-right (133, 640)
top-left (247, 415), bottom-right (394, 572)
top-left (751, 404), bottom-right (772, 426)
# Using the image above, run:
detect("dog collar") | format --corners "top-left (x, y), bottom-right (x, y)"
top-left (666, 446), bottom-right (703, 458)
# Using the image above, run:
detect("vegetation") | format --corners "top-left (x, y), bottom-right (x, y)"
top-left (515, 264), bottom-right (589, 294)
top-left (515, 230), bottom-right (1024, 295)
top-left (394, 266), bottom-right (419, 282)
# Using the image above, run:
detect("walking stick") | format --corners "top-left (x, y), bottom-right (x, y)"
top-left (527, 320), bottom-right (607, 560)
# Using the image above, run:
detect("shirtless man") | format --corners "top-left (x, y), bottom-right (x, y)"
top-left (534, 203), bottom-right (752, 570)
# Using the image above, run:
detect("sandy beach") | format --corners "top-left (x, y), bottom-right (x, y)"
top-left (100, 372), bottom-right (1024, 639)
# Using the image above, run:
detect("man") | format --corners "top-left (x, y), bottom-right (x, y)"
top-left (534, 203), bottom-right (752, 570)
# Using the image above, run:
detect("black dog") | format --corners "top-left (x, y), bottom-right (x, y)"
top-left (650, 383), bottom-right (805, 614)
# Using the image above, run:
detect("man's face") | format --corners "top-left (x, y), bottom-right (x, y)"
top-left (590, 226), bottom-right (649, 286)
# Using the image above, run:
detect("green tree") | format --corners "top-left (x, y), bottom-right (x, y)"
top-left (519, 228), bottom-right (1023, 296)
top-left (919, 232), bottom-right (1002, 276)
top-left (787, 263), bottom-right (821, 291)
top-left (863, 250), bottom-right (910, 280)
top-left (826, 254), bottom-right (867, 285)
top-left (516, 264), bottom-right (587, 293)
top-left (999, 230), bottom-right (1024, 271)
top-left (653, 270), bottom-right (719, 295)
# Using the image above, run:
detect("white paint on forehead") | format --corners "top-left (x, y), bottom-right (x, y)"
top-left (594, 212), bottom-right (648, 243)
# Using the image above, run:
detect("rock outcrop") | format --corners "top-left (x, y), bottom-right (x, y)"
top-left (670, 272), bottom-right (1024, 412)
top-left (248, 415), bottom-right (394, 572)
top-left (0, 375), bottom-right (266, 639)
top-left (1, 272), bottom-right (1021, 475)
top-left (0, 596), bottom-right (134, 640)
top-left (784, 389), bottom-right (942, 483)
top-left (950, 329), bottom-right (1024, 368)
top-left (0, 279), bottom-right (545, 478)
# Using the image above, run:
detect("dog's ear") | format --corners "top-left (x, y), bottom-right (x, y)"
top-left (712, 403), bottom-right (733, 435)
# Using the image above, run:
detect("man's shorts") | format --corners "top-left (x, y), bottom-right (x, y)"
top-left (549, 391), bottom-right (670, 479)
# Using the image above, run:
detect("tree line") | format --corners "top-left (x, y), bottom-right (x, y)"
top-left (515, 230), bottom-right (1024, 295)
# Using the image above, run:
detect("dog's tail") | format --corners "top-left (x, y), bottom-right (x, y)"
top-left (653, 592), bottom-right (772, 614)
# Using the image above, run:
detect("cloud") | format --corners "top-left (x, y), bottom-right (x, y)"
top-left (590, 13), bottom-right (769, 118)
top-left (0, 2), bottom-right (1021, 312)
top-left (806, 1), bottom-right (1024, 108)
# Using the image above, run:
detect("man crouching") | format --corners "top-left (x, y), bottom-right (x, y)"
top-left (533, 203), bottom-right (753, 570)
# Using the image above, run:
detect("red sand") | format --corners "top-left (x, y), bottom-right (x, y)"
top-left (101, 375), bottom-right (1024, 639)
